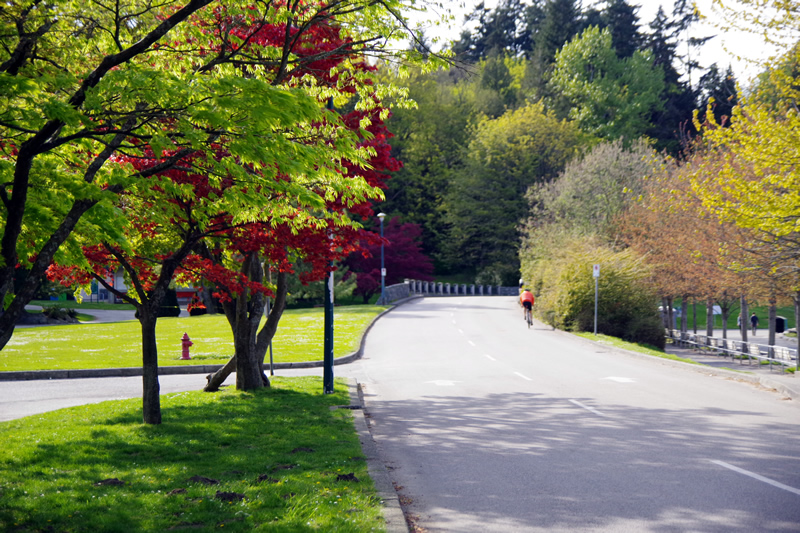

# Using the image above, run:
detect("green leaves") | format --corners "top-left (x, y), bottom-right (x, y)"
top-left (551, 26), bottom-right (665, 141)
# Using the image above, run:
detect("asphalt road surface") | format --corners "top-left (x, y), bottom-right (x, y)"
top-left (355, 297), bottom-right (800, 532)
top-left (3, 296), bottom-right (800, 532)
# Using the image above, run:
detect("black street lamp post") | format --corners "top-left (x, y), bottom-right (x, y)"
top-left (378, 212), bottom-right (386, 305)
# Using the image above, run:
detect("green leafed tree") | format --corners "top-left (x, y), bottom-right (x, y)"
top-left (0, 0), bottom-right (442, 354)
top-left (444, 101), bottom-right (587, 279)
top-left (550, 26), bottom-right (665, 141)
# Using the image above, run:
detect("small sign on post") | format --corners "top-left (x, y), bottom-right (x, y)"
top-left (593, 264), bottom-right (600, 335)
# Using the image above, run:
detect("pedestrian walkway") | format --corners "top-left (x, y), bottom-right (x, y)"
top-left (665, 341), bottom-right (799, 400)
top-left (20, 305), bottom-right (183, 326)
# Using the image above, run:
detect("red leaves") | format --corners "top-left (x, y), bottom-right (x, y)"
top-left (346, 219), bottom-right (433, 301)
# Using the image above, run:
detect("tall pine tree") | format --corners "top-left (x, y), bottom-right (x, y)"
top-left (603, 0), bottom-right (642, 58)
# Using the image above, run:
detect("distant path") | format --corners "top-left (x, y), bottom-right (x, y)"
top-left (20, 306), bottom-right (148, 326)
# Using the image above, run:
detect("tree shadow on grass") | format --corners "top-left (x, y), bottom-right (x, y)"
top-left (0, 380), bottom-right (376, 532)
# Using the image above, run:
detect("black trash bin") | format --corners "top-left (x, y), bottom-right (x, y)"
top-left (776, 316), bottom-right (786, 333)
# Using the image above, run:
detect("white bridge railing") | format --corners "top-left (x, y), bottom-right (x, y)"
top-left (381, 279), bottom-right (519, 304)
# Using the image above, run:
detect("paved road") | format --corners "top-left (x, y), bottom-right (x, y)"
top-left (356, 297), bottom-right (800, 532)
top-left (4, 297), bottom-right (800, 532)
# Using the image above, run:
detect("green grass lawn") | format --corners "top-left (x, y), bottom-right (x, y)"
top-left (574, 332), bottom-right (701, 365)
top-left (671, 301), bottom-right (796, 331)
top-left (0, 376), bottom-right (386, 532)
top-left (1, 306), bottom-right (382, 372)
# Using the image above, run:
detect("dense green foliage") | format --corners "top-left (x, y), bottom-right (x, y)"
top-left (446, 102), bottom-right (585, 281)
top-left (383, 0), bottom-right (733, 281)
top-left (551, 26), bottom-right (664, 140)
top-left (521, 230), bottom-right (664, 349)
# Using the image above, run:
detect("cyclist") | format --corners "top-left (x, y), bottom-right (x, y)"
top-left (519, 289), bottom-right (535, 324)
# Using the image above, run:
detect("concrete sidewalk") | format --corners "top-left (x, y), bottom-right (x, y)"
top-left (21, 305), bottom-right (143, 326)
top-left (664, 343), bottom-right (800, 402)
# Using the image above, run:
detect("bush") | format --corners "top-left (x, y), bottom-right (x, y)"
top-left (158, 289), bottom-right (181, 317)
top-left (521, 229), bottom-right (664, 349)
top-left (476, 262), bottom-right (520, 287)
top-left (41, 306), bottom-right (77, 321)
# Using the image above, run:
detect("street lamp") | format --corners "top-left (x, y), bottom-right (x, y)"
top-left (377, 212), bottom-right (386, 305)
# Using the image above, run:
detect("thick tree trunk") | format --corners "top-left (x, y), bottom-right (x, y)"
top-left (692, 298), bottom-right (697, 334)
top-left (139, 309), bottom-right (162, 425)
top-left (740, 294), bottom-right (748, 343)
top-left (234, 254), bottom-right (265, 390)
top-left (204, 266), bottom-right (289, 392)
top-left (706, 297), bottom-right (714, 337)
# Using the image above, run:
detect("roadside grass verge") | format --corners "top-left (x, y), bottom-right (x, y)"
top-left (1, 306), bottom-right (382, 372)
top-left (0, 376), bottom-right (383, 532)
top-left (574, 332), bottom-right (700, 365)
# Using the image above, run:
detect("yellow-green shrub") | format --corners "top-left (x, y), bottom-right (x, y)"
top-left (521, 229), bottom-right (664, 349)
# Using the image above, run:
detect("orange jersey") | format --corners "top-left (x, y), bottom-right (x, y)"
top-left (520, 291), bottom-right (534, 305)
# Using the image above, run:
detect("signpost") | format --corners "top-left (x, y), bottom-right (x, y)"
top-left (593, 264), bottom-right (600, 335)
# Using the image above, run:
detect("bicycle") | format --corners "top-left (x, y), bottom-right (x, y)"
top-left (524, 306), bottom-right (532, 328)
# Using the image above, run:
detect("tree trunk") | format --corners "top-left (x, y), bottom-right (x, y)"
top-left (200, 282), bottom-right (217, 315)
top-left (706, 297), bottom-right (714, 337)
top-left (768, 294), bottom-right (776, 348)
top-left (680, 297), bottom-right (688, 334)
top-left (235, 253), bottom-right (265, 391)
top-left (139, 309), bottom-right (162, 425)
top-left (692, 298), bottom-right (697, 334)
top-left (204, 265), bottom-right (289, 392)
top-left (667, 296), bottom-right (674, 330)
top-left (205, 356), bottom-right (236, 392)
top-left (740, 294), bottom-right (748, 343)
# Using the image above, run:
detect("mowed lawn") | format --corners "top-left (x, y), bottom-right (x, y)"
top-left (0, 377), bottom-right (386, 532)
top-left (1, 306), bottom-right (382, 372)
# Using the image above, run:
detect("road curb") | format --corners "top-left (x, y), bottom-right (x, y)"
top-left (0, 297), bottom-right (424, 382)
top-left (544, 321), bottom-right (800, 403)
top-left (344, 378), bottom-right (409, 533)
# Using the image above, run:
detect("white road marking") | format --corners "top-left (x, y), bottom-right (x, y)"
top-left (458, 329), bottom-right (464, 335)
top-left (468, 340), bottom-right (476, 346)
top-left (569, 399), bottom-right (607, 417)
top-left (484, 354), bottom-right (496, 361)
top-left (514, 372), bottom-right (532, 381)
top-left (603, 377), bottom-right (636, 383)
top-left (710, 460), bottom-right (800, 496)
top-left (425, 380), bottom-right (460, 387)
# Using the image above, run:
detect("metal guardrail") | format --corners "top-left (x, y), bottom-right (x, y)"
top-left (666, 329), bottom-right (798, 372)
top-left (406, 279), bottom-right (519, 297)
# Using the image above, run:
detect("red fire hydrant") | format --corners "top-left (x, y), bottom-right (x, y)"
top-left (181, 332), bottom-right (193, 360)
